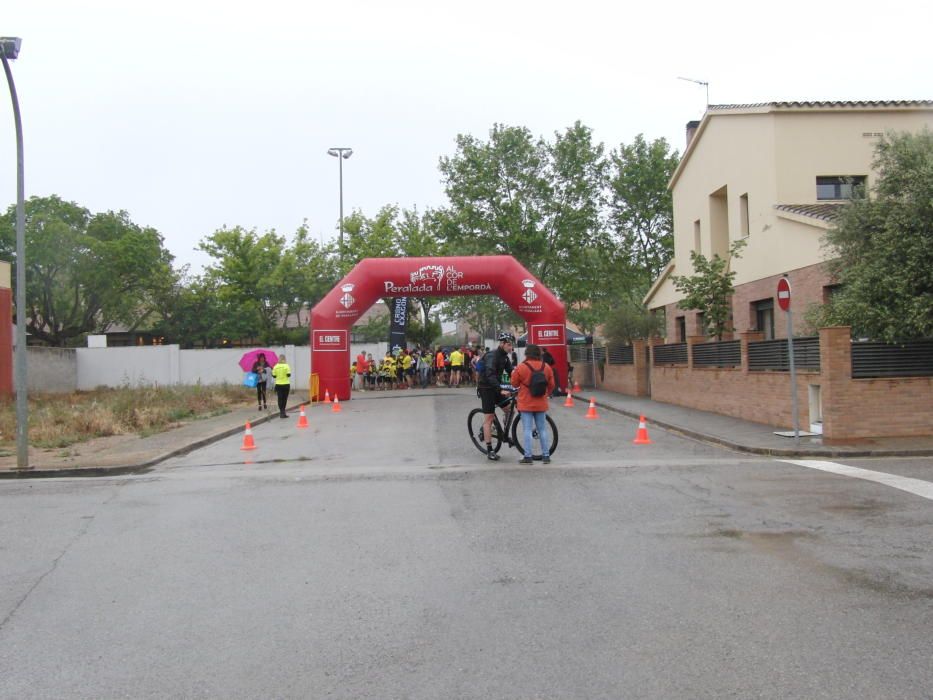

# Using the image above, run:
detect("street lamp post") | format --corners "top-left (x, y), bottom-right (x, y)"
top-left (326, 147), bottom-right (352, 256)
top-left (1, 37), bottom-right (27, 469)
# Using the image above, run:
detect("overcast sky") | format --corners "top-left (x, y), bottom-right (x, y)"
top-left (2, 0), bottom-right (931, 272)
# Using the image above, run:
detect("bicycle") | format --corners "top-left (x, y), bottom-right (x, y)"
top-left (467, 387), bottom-right (559, 460)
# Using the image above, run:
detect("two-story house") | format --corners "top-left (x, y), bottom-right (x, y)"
top-left (643, 100), bottom-right (933, 341)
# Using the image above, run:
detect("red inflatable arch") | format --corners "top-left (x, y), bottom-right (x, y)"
top-left (310, 256), bottom-right (568, 401)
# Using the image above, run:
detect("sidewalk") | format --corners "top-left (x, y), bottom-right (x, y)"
top-left (2, 388), bottom-right (931, 479)
top-left (579, 388), bottom-right (933, 459)
top-left (0, 392), bottom-right (310, 479)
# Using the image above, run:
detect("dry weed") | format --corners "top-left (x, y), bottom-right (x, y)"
top-left (0, 384), bottom-right (249, 449)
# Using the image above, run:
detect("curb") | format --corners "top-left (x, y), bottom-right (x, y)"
top-left (0, 408), bottom-right (290, 480)
top-left (588, 400), bottom-right (933, 459)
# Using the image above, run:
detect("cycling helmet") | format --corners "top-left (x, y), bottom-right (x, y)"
top-left (497, 331), bottom-right (515, 343)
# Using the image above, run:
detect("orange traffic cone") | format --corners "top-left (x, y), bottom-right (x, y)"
top-left (323, 389), bottom-right (331, 403)
top-left (573, 380), bottom-right (581, 394)
top-left (633, 415), bottom-right (653, 444)
top-left (240, 421), bottom-right (257, 451)
top-left (563, 391), bottom-right (574, 407)
top-left (585, 398), bottom-right (599, 419)
top-left (331, 396), bottom-right (342, 413)
top-left (296, 404), bottom-right (309, 429)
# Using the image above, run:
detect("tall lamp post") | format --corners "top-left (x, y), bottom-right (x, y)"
top-left (1, 37), bottom-right (27, 469)
top-left (326, 147), bottom-right (352, 257)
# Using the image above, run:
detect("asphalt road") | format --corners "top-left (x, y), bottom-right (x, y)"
top-left (1, 391), bottom-right (932, 699)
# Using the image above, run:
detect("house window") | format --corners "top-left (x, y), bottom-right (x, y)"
top-left (754, 299), bottom-right (775, 340)
top-left (693, 220), bottom-right (701, 254)
top-left (676, 316), bottom-right (686, 343)
top-left (816, 176), bottom-right (866, 201)
top-left (822, 284), bottom-right (842, 304)
top-left (740, 193), bottom-right (749, 237)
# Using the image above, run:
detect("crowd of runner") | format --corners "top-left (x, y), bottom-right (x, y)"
top-left (351, 345), bottom-right (494, 391)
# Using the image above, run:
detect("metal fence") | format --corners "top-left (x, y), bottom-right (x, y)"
top-left (692, 340), bottom-right (741, 368)
top-left (606, 344), bottom-right (634, 365)
top-left (569, 345), bottom-right (597, 387)
top-left (851, 339), bottom-right (933, 378)
top-left (748, 337), bottom-right (821, 372)
top-left (653, 343), bottom-right (688, 366)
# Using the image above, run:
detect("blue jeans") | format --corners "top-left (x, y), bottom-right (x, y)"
top-left (520, 410), bottom-right (550, 458)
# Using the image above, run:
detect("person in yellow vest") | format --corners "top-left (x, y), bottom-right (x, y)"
top-left (271, 353), bottom-right (292, 418)
top-left (381, 352), bottom-right (396, 390)
top-left (449, 346), bottom-right (465, 387)
top-left (401, 349), bottom-right (414, 388)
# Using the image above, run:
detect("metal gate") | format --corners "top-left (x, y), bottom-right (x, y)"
top-left (568, 344), bottom-right (602, 388)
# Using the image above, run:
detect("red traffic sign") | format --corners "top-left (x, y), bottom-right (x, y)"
top-left (777, 277), bottom-right (792, 311)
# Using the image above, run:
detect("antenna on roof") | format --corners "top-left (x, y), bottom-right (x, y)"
top-left (677, 76), bottom-right (709, 108)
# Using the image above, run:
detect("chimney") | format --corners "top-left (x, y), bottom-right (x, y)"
top-left (685, 120), bottom-right (700, 149)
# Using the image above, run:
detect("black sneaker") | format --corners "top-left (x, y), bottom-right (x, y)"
top-left (542, 456), bottom-right (551, 464)
top-left (487, 450), bottom-right (500, 461)
top-left (518, 457), bottom-right (534, 464)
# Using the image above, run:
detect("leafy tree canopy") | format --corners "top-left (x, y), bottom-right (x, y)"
top-left (671, 240), bottom-right (746, 340)
top-left (608, 134), bottom-right (679, 290)
top-left (0, 195), bottom-right (175, 346)
top-left (817, 130), bottom-right (933, 341)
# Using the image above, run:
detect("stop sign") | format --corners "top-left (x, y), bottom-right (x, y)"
top-left (777, 277), bottom-right (792, 311)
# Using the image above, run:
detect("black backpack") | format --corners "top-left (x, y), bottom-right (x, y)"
top-left (524, 360), bottom-right (548, 397)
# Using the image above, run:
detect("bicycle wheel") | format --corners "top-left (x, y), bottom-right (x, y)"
top-left (467, 408), bottom-right (503, 455)
top-left (510, 412), bottom-right (559, 459)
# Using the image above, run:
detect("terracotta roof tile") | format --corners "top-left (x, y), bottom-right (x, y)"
top-left (709, 100), bottom-right (932, 111)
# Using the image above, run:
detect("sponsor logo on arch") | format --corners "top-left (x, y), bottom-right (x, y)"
top-left (312, 329), bottom-right (348, 351)
top-left (384, 264), bottom-right (492, 295)
top-left (530, 323), bottom-right (564, 345)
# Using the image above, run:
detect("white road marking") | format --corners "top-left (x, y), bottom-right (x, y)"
top-left (780, 460), bottom-right (933, 501)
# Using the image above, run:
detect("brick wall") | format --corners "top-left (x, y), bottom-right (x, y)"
top-left (732, 263), bottom-right (833, 338)
top-left (820, 326), bottom-right (933, 441)
top-left (661, 261), bottom-right (834, 341)
top-left (649, 364), bottom-right (818, 428)
top-left (640, 326), bottom-right (932, 440)
top-left (596, 340), bottom-right (650, 396)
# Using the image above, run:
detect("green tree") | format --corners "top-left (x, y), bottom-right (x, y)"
top-left (0, 195), bottom-right (175, 346)
top-left (671, 240), bottom-right (746, 340)
top-left (268, 223), bottom-right (338, 340)
top-left (406, 313), bottom-right (442, 349)
top-left (602, 300), bottom-right (664, 345)
top-left (198, 226), bottom-right (288, 342)
top-left (153, 273), bottom-right (231, 348)
top-left (438, 124), bottom-right (550, 261)
top-left (817, 130), bottom-right (933, 341)
top-left (395, 207), bottom-right (446, 335)
top-left (608, 134), bottom-right (679, 291)
top-left (439, 122), bottom-right (618, 333)
top-left (340, 206), bottom-right (402, 273)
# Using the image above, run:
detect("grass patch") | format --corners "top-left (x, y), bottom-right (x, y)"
top-left (0, 384), bottom-right (251, 450)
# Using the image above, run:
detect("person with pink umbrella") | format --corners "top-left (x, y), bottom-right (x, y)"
top-left (251, 354), bottom-right (270, 411)
top-left (239, 349), bottom-right (278, 412)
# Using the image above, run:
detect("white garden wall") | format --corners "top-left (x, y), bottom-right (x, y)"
top-left (22, 344), bottom-right (371, 393)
